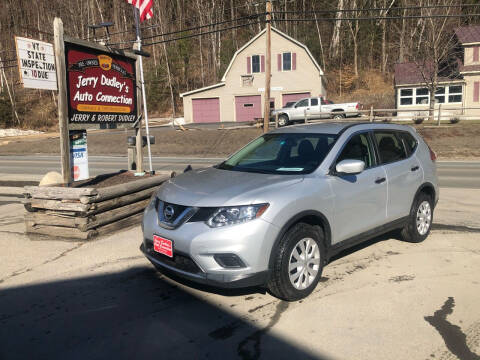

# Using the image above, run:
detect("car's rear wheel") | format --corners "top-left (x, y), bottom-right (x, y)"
top-left (332, 112), bottom-right (345, 120)
top-left (268, 223), bottom-right (325, 301)
top-left (278, 115), bottom-right (289, 127)
top-left (400, 192), bottom-right (433, 243)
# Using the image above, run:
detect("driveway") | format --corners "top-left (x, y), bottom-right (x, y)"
top-left (0, 188), bottom-right (479, 360)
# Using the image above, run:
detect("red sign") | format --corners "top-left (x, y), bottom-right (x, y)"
top-left (65, 42), bottom-right (137, 125)
top-left (153, 235), bottom-right (173, 258)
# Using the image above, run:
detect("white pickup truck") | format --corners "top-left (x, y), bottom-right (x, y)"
top-left (271, 97), bottom-right (361, 127)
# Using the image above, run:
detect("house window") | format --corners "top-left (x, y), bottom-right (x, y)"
top-left (415, 88), bottom-right (429, 104)
top-left (241, 75), bottom-right (253, 87)
top-left (252, 55), bottom-right (260, 73)
top-left (448, 85), bottom-right (462, 103)
top-left (282, 52), bottom-right (292, 71)
top-left (399, 85), bottom-right (463, 106)
top-left (400, 88), bottom-right (413, 105)
top-left (435, 87), bottom-right (445, 104)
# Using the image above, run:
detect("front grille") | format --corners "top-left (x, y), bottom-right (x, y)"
top-left (156, 200), bottom-right (196, 229)
top-left (146, 241), bottom-right (203, 274)
top-left (159, 201), bottom-right (188, 223)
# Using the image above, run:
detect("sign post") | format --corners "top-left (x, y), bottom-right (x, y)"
top-left (53, 18), bottom-right (72, 184)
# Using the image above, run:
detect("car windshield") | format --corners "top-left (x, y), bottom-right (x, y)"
top-left (217, 133), bottom-right (338, 175)
top-left (284, 102), bottom-right (296, 108)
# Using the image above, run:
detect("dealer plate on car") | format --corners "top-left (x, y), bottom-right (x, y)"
top-left (153, 235), bottom-right (173, 258)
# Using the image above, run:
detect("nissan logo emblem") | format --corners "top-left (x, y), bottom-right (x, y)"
top-left (164, 205), bottom-right (175, 221)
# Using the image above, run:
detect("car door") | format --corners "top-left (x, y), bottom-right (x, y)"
top-left (373, 130), bottom-right (423, 222)
top-left (328, 132), bottom-right (388, 243)
top-left (290, 98), bottom-right (309, 120)
top-left (305, 98), bottom-right (321, 119)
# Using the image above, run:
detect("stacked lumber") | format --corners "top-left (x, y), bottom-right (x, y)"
top-left (23, 173), bottom-right (169, 240)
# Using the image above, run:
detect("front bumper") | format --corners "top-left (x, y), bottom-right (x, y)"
top-left (140, 243), bottom-right (269, 288)
top-left (141, 204), bottom-right (279, 289)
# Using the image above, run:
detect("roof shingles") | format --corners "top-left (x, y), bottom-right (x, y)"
top-left (455, 25), bottom-right (480, 44)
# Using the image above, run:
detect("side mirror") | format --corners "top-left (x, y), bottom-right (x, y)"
top-left (335, 159), bottom-right (365, 175)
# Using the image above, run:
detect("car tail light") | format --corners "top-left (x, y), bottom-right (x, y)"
top-left (426, 144), bottom-right (437, 162)
top-left (355, 103), bottom-right (359, 110)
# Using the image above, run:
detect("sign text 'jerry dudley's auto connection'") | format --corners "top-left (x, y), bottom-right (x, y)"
top-left (65, 42), bottom-right (137, 125)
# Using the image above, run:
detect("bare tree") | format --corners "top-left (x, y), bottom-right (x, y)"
top-left (413, 0), bottom-right (460, 121)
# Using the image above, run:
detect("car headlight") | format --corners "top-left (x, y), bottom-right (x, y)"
top-left (206, 204), bottom-right (269, 228)
top-left (145, 191), bottom-right (158, 212)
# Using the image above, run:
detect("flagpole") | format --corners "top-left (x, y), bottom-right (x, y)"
top-left (134, 8), bottom-right (153, 173)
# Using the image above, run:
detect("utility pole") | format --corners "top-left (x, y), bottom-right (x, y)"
top-left (263, 0), bottom-right (272, 133)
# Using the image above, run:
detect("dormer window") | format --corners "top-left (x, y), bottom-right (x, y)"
top-left (252, 55), bottom-right (260, 73)
top-left (282, 52), bottom-right (292, 71)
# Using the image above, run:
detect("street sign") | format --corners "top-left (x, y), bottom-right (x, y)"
top-left (15, 36), bottom-right (57, 90)
top-left (65, 41), bottom-right (137, 126)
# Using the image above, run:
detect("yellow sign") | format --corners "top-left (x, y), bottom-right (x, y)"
top-left (97, 55), bottom-right (112, 71)
top-left (77, 104), bottom-right (131, 113)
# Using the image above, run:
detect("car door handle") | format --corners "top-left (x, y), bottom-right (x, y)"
top-left (411, 165), bottom-right (419, 172)
top-left (375, 177), bottom-right (386, 184)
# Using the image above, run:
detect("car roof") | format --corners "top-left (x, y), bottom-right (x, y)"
top-left (269, 122), bottom-right (415, 135)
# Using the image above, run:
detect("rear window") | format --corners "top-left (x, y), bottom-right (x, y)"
top-left (399, 132), bottom-right (418, 156)
top-left (374, 131), bottom-right (408, 164)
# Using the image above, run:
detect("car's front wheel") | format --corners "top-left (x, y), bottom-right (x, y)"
top-left (268, 223), bottom-right (325, 301)
top-left (400, 192), bottom-right (433, 243)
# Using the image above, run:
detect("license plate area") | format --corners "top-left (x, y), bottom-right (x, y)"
top-left (153, 235), bottom-right (173, 258)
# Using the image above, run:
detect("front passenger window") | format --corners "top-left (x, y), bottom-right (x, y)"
top-left (375, 132), bottom-right (407, 164)
top-left (336, 133), bottom-right (374, 168)
top-left (296, 99), bottom-right (309, 107)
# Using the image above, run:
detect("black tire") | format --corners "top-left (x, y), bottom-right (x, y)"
top-left (278, 114), bottom-right (289, 127)
top-left (268, 223), bottom-right (325, 301)
top-left (400, 192), bottom-right (434, 243)
top-left (332, 112), bottom-right (345, 120)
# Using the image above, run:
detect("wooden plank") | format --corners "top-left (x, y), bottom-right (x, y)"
top-left (24, 186), bottom-right (97, 200)
top-left (81, 175), bottom-right (168, 204)
top-left (25, 222), bottom-right (96, 240)
top-left (28, 198), bottom-right (91, 212)
top-left (80, 198), bottom-right (148, 231)
top-left (25, 212), bottom-right (88, 228)
top-left (54, 18), bottom-right (72, 184)
top-left (86, 187), bottom-right (154, 215)
top-left (95, 212), bottom-right (143, 237)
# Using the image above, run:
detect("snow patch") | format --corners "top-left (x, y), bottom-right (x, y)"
top-left (0, 129), bottom-right (44, 137)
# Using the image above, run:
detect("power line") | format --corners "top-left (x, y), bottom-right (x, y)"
top-left (275, 3), bottom-right (480, 15)
top-left (108, 13), bottom-right (264, 47)
top-left (126, 20), bottom-right (265, 49)
top-left (272, 13), bottom-right (480, 22)
top-left (0, 64), bottom-right (18, 70)
top-left (140, 13), bottom-right (265, 40)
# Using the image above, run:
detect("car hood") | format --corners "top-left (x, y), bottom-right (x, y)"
top-left (156, 166), bottom-right (303, 207)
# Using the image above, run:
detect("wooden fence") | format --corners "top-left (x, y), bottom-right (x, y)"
top-left (23, 173), bottom-right (170, 240)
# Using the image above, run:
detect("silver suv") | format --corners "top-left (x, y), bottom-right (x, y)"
top-left (141, 123), bottom-right (438, 301)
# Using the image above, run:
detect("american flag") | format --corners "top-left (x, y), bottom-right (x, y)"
top-left (127, 0), bottom-right (153, 22)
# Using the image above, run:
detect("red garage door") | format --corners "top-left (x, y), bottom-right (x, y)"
top-left (192, 98), bottom-right (220, 123)
top-left (235, 95), bottom-right (262, 122)
top-left (282, 92), bottom-right (311, 106)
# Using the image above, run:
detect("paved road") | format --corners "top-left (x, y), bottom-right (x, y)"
top-left (0, 155), bottom-right (478, 188)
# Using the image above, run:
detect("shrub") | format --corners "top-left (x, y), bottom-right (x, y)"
top-left (413, 117), bottom-right (425, 124)
top-left (449, 117), bottom-right (460, 124)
